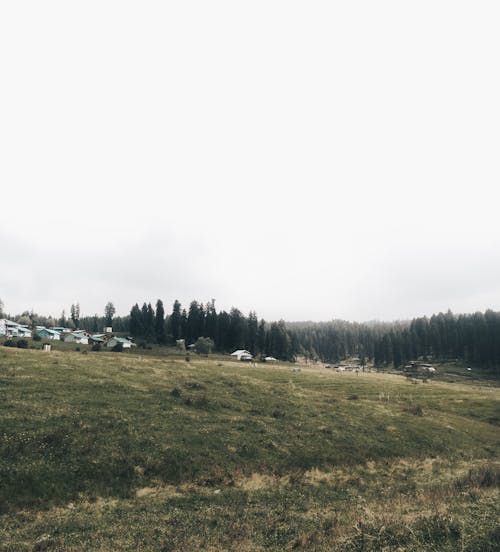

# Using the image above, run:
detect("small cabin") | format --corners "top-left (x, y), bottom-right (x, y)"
top-left (37, 328), bottom-right (61, 340)
top-left (107, 337), bottom-right (133, 349)
top-left (230, 350), bottom-right (253, 361)
top-left (64, 332), bottom-right (89, 345)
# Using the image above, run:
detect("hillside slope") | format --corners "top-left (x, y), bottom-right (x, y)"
top-left (1, 348), bottom-right (498, 551)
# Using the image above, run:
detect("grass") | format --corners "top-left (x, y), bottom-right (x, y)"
top-left (0, 347), bottom-right (499, 550)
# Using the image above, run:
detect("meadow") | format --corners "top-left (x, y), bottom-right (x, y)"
top-left (0, 347), bottom-right (498, 551)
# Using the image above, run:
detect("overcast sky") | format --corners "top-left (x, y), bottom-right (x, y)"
top-left (1, 1), bottom-right (499, 322)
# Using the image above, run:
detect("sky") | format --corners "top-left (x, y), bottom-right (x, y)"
top-left (1, 1), bottom-right (499, 322)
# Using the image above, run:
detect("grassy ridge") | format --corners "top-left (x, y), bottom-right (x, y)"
top-left (0, 347), bottom-right (499, 550)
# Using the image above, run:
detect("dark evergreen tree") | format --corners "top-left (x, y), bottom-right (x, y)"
top-left (170, 300), bottom-right (182, 342)
top-left (257, 319), bottom-right (266, 355)
top-left (205, 299), bottom-right (218, 342)
top-left (217, 310), bottom-right (231, 351)
top-left (180, 309), bottom-right (188, 340)
top-left (187, 301), bottom-right (201, 344)
top-left (247, 311), bottom-right (258, 353)
top-left (70, 303), bottom-right (80, 329)
top-left (104, 302), bottom-right (116, 327)
top-left (155, 299), bottom-right (166, 344)
top-left (228, 308), bottom-right (246, 350)
top-left (130, 304), bottom-right (142, 337)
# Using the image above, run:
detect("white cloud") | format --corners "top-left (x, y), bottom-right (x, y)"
top-left (1, 1), bottom-right (499, 320)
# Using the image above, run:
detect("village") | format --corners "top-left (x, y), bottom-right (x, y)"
top-left (0, 318), bottom-right (134, 350)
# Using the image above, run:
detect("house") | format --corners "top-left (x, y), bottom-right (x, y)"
top-left (63, 332), bottom-right (89, 345)
top-left (72, 330), bottom-right (91, 338)
top-left (51, 327), bottom-right (72, 333)
top-left (15, 326), bottom-right (32, 338)
top-left (0, 319), bottom-right (32, 337)
top-left (107, 337), bottom-right (134, 349)
top-left (37, 328), bottom-right (61, 340)
top-left (89, 335), bottom-right (105, 345)
top-left (230, 350), bottom-right (253, 361)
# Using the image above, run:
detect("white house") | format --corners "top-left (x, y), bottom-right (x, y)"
top-left (16, 326), bottom-right (32, 338)
top-left (51, 327), bottom-right (72, 333)
top-left (63, 332), bottom-right (89, 345)
top-left (107, 337), bottom-right (133, 349)
top-left (0, 319), bottom-right (32, 338)
top-left (230, 349), bottom-right (253, 361)
top-left (36, 328), bottom-right (61, 340)
top-left (72, 330), bottom-right (91, 338)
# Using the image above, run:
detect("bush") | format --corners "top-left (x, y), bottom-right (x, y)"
top-left (112, 343), bottom-right (123, 352)
top-left (91, 344), bottom-right (102, 352)
top-left (194, 337), bottom-right (214, 355)
top-left (33, 334), bottom-right (41, 342)
top-left (16, 339), bottom-right (29, 349)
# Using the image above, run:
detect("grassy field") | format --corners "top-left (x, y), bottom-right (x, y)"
top-left (0, 347), bottom-right (498, 551)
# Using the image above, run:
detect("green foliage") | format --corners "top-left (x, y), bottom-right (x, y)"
top-left (4, 338), bottom-right (30, 349)
top-left (104, 301), bottom-right (116, 326)
top-left (194, 336), bottom-right (214, 355)
top-left (155, 299), bottom-right (166, 344)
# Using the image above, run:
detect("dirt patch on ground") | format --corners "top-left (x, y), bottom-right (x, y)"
top-left (135, 485), bottom-right (182, 499)
top-left (235, 472), bottom-right (285, 491)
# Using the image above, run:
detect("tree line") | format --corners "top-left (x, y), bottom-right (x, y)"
top-left (2, 296), bottom-right (499, 371)
top-left (128, 299), bottom-right (297, 361)
top-left (126, 300), bottom-right (500, 371)
top-left (290, 310), bottom-right (500, 373)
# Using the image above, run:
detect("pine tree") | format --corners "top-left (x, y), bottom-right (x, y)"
top-left (169, 300), bottom-right (182, 342)
top-left (187, 301), bottom-right (201, 343)
top-left (155, 299), bottom-right (166, 344)
top-left (217, 310), bottom-right (231, 351)
top-left (129, 304), bottom-right (143, 337)
top-left (205, 299), bottom-right (218, 341)
top-left (59, 310), bottom-right (66, 327)
top-left (247, 311), bottom-right (258, 354)
top-left (229, 308), bottom-right (246, 350)
top-left (257, 319), bottom-right (266, 355)
top-left (141, 303), bottom-right (155, 342)
top-left (70, 303), bottom-right (80, 329)
top-left (104, 302), bottom-right (116, 327)
top-left (180, 309), bottom-right (187, 340)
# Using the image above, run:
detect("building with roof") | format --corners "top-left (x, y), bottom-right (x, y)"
top-left (0, 319), bottom-right (32, 338)
top-left (106, 337), bottom-right (134, 349)
top-left (63, 332), bottom-right (89, 344)
top-left (230, 349), bottom-right (253, 361)
top-left (36, 328), bottom-right (61, 340)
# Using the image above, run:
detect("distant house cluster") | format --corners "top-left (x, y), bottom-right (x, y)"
top-left (0, 320), bottom-right (134, 349)
top-left (0, 319), bottom-right (32, 338)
